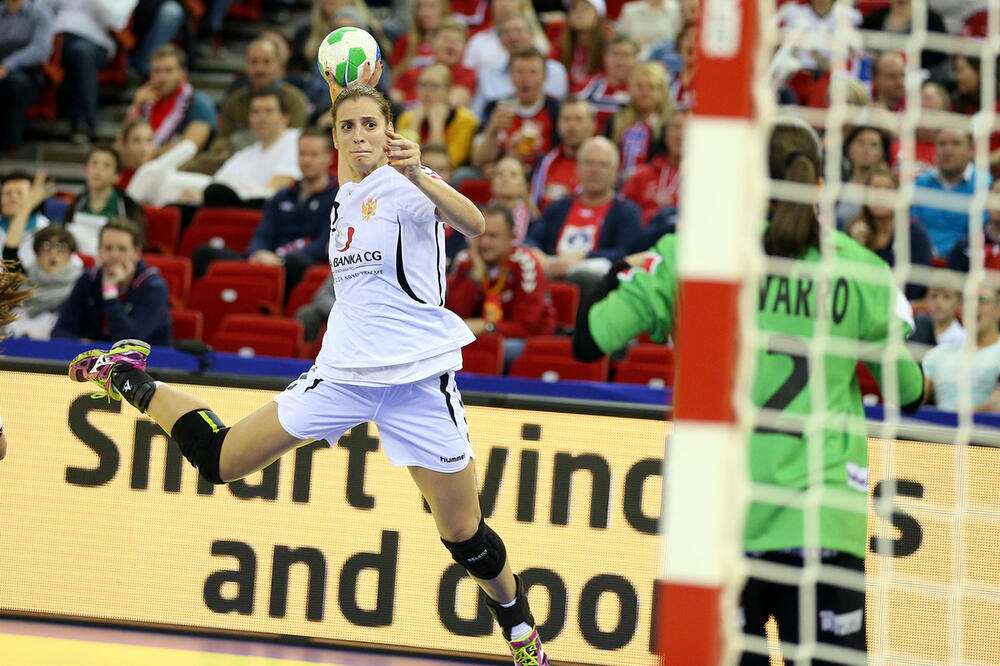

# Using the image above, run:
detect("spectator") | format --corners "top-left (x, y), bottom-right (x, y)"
top-left (462, 0), bottom-right (548, 77)
top-left (861, 1), bottom-right (947, 74)
top-left (396, 64), bottom-right (479, 168)
top-left (420, 142), bottom-right (453, 183)
top-left (447, 203), bottom-right (555, 366)
top-left (851, 165), bottom-right (933, 301)
top-left (291, 0), bottom-right (388, 77)
top-left (127, 44), bottom-right (216, 154)
top-left (294, 273), bottom-right (335, 342)
top-left (950, 55), bottom-right (1000, 174)
top-left (0, 0), bottom-right (54, 155)
top-left (553, 0), bottom-right (608, 94)
top-left (1, 170), bottom-right (51, 268)
top-left (391, 19), bottom-right (477, 109)
top-left (128, 0), bottom-right (186, 76)
top-left (489, 156), bottom-right (536, 242)
top-left (622, 107), bottom-right (687, 227)
top-left (837, 125), bottom-right (890, 227)
top-left (911, 127), bottom-right (992, 258)
top-left (928, 0), bottom-right (987, 35)
top-left (908, 281), bottom-right (964, 348)
top-left (606, 61), bottom-right (672, 177)
top-left (391, 0), bottom-right (449, 72)
top-left (889, 81), bottom-right (949, 178)
top-left (530, 97), bottom-right (596, 210)
top-left (614, 0), bottom-right (680, 61)
top-left (922, 283), bottom-right (1000, 413)
top-left (67, 145), bottom-right (146, 256)
top-left (578, 34), bottom-right (639, 133)
top-left (187, 38), bottom-right (309, 175)
top-left (947, 179), bottom-right (1000, 272)
top-left (471, 15), bottom-right (568, 118)
top-left (190, 128), bottom-right (334, 289)
top-left (773, 0), bottom-right (862, 74)
top-left (116, 117), bottom-right (155, 190)
top-left (667, 20), bottom-right (696, 108)
top-left (471, 47), bottom-right (561, 170)
top-left (49, 0), bottom-right (136, 145)
top-left (870, 51), bottom-right (906, 112)
top-left (52, 217), bottom-right (171, 345)
top-left (5, 225), bottom-right (82, 339)
top-left (527, 136), bottom-right (642, 286)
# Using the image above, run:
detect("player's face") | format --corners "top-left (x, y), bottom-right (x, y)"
top-left (98, 228), bottom-right (140, 275)
top-left (491, 158), bottom-right (526, 199)
top-left (0, 179), bottom-right (29, 217)
top-left (121, 124), bottom-right (155, 169)
top-left (84, 151), bottom-right (119, 190)
top-left (604, 42), bottom-right (638, 83)
top-left (927, 287), bottom-right (959, 324)
top-left (335, 98), bottom-right (390, 175)
top-left (557, 103), bottom-right (595, 148)
top-left (149, 55), bottom-right (184, 97)
top-left (478, 213), bottom-right (513, 265)
top-left (298, 135), bottom-right (333, 180)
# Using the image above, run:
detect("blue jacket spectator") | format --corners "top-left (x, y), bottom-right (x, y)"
top-left (53, 219), bottom-right (171, 345)
top-left (0, 0), bottom-right (54, 152)
top-left (528, 194), bottom-right (643, 261)
top-left (191, 128), bottom-right (337, 294)
top-left (910, 128), bottom-right (992, 256)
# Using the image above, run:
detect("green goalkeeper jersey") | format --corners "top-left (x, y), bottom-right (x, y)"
top-left (589, 232), bottom-right (924, 559)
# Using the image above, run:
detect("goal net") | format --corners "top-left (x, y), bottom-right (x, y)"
top-left (658, 1), bottom-right (1000, 664)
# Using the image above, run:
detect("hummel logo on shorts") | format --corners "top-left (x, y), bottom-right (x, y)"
top-left (440, 454), bottom-right (466, 463)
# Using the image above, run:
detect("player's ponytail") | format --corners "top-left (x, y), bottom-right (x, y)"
top-left (765, 119), bottom-right (823, 258)
top-left (0, 262), bottom-right (31, 340)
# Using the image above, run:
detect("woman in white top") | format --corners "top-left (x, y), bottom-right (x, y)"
top-left (68, 64), bottom-right (550, 666)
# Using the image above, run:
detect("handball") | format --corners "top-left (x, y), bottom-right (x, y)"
top-left (317, 27), bottom-right (381, 87)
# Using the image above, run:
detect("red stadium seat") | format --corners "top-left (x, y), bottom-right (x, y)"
top-left (178, 223), bottom-right (256, 258)
top-left (189, 275), bottom-right (282, 341)
top-left (214, 314), bottom-right (304, 352)
top-left (144, 254), bottom-right (192, 309)
top-left (856, 1), bottom-right (890, 18)
top-left (227, 0), bottom-right (262, 21)
top-left (214, 332), bottom-right (300, 358)
top-left (77, 253), bottom-right (95, 268)
top-left (143, 205), bottom-right (181, 254)
top-left (509, 336), bottom-right (609, 382)
top-left (285, 264), bottom-right (331, 317)
top-left (548, 281), bottom-right (579, 331)
top-left (614, 362), bottom-right (672, 387)
top-left (458, 178), bottom-right (492, 205)
top-left (303, 324), bottom-right (327, 359)
top-left (461, 333), bottom-right (504, 375)
top-left (626, 343), bottom-right (673, 365)
top-left (189, 207), bottom-right (263, 229)
top-left (98, 27), bottom-right (135, 87)
top-left (206, 261), bottom-right (286, 302)
top-left (171, 309), bottom-right (203, 340)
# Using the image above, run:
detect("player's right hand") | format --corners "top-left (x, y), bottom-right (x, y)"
top-left (327, 60), bottom-right (384, 105)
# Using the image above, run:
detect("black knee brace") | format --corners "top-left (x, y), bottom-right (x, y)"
top-left (442, 518), bottom-right (507, 580)
top-left (484, 574), bottom-right (536, 640)
top-left (171, 409), bottom-right (229, 485)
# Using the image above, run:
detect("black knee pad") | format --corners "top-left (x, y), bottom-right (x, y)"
top-left (485, 574), bottom-right (535, 639)
top-left (171, 409), bottom-right (229, 485)
top-left (441, 518), bottom-right (507, 580)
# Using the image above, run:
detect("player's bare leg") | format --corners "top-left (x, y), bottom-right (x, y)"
top-left (410, 463), bottom-right (548, 665)
top-left (69, 339), bottom-right (307, 484)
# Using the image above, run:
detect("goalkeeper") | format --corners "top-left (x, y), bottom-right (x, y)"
top-left (573, 118), bottom-right (925, 665)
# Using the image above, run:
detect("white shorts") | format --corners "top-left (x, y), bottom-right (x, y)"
top-left (273, 367), bottom-right (473, 472)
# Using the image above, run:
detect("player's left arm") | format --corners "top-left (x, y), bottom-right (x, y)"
top-left (385, 130), bottom-right (485, 237)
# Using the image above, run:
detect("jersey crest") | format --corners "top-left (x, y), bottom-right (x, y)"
top-left (361, 197), bottom-right (378, 221)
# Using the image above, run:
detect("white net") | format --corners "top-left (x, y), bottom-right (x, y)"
top-left (728, 1), bottom-right (1000, 664)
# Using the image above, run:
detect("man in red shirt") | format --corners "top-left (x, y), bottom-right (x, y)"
top-left (389, 19), bottom-right (479, 109)
top-left (530, 98), bottom-right (597, 211)
top-left (447, 203), bottom-right (556, 363)
top-left (622, 107), bottom-right (687, 225)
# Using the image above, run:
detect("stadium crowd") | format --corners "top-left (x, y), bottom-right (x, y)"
top-left (1, 0), bottom-right (999, 410)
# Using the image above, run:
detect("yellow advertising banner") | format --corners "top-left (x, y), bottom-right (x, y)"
top-left (0, 370), bottom-right (999, 665)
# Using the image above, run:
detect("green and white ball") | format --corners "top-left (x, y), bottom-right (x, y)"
top-left (318, 27), bottom-right (381, 87)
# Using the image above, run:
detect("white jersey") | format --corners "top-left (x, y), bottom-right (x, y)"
top-left (315, 165), bottom-right (474, 385)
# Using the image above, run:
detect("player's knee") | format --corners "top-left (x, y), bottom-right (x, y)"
top-left (171, 409), bottom-right (229, 485)
top-left (441, 518), bottom-right (507, 580)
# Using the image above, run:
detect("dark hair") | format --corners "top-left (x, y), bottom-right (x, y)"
top-left (32, 225), bottom-right (77, 256)
top-left (1, 171), bottom-right (32, 187)
top-left (843, 125), bottom-right (889, 175)
top-left (331, 85), bottom-right (392, 125)
top-left (299, 126), bottom-right (333, 148)
top-left (481, 203), bottom-right (515, 233)
top-left (151, 43), bottom-right (187, 70)
top-left (0, 262), bottom-right (32, 338)
top-left (99, 218), bottom-right (145, 249)
top-left (120, 116), bottom-right (152, 144)
top-left (766, 119), bottom-right (822, 258)
top-left (248, 88), bottom-right (288, 114)
top-left (86, 144), bottom-right (123, 173)
top-left (510, 46), bottom-right (547, 69)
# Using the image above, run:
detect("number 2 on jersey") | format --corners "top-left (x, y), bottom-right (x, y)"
top-left (755, 335), bottom-right (809, 437)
